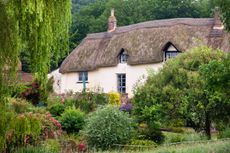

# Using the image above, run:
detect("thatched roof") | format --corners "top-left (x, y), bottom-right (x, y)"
top-left (60, 18), bottom-right (230, 73)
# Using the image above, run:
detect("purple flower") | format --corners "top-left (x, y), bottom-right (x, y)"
top-left (119, 103), bottom-right (133, 113)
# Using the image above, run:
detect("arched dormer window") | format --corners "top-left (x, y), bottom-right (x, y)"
top-left (118, 48), bottom-right (128, 63)
top-left (163, 42), bottom-right (180, 61)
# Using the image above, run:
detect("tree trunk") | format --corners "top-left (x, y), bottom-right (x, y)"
top-left (205, 112), bottom-right (211, 139)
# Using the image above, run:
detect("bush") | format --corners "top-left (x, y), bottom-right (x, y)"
top-left (14, 139), bottom-right (60, 153)
top-left (164, 132), bottom-right (206, 143)
top-left (8, 98), bottom-right (33, 114)
top-left (64, 92), bottom-right (108, 113)
top-left (48, 103), bottom-right (65, 117)
top-left (7, 113), bottom-right (42, 148)
top-left (119, 102), bottom-right (133, 114)
top-left (108, 92), bottom-right (120, 105)
top-left (42, 112), bottom-right (62, 139)
top-left (130, 139), bottom-right (157, 147)
top-left (138, 124), bottom-right (165, 144)
top-left (218, 127), bottom-right (230, 139)
top-left (21, 81), bottom-right (41, 105)
top-left (83, 105), bottom-right (135, 150)
top-left (0, 104), bottom-right (15, 151)
top-left (43, 139), bottom-right (60, 153)
top-left (60, 107), bottom-right (85, 134)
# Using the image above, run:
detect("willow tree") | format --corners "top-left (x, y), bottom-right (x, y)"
top-left (0, 0), bottom-right (71, 100)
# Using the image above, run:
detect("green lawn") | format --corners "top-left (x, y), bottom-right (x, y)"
top-left (99, 139), bottom-right (230, 153)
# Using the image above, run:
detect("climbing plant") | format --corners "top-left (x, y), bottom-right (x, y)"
top-left (0, 0), bottom-right (71, 100)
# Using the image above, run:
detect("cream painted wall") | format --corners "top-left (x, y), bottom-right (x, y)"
top-left (55, 63), bottom-right (163, 97)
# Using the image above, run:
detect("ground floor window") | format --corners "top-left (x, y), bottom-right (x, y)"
top-left (117, 73), bottom-right (126, 93)
top-left (78, 71), bottom-right (88, 82)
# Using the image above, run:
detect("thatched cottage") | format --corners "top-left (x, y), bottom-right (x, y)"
top-left (55, 9), bottom-right (230, 96)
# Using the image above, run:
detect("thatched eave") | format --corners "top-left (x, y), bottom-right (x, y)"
top-left (60, 18), bottom-right (230, 74)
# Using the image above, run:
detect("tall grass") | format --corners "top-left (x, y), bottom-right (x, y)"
top-left (99, 139), bottom-right (230, 153)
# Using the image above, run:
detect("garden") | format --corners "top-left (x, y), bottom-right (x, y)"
top-left (1, 0), bottom-right (230, 152)
top-left (0, 46), bottom-right (230, 153)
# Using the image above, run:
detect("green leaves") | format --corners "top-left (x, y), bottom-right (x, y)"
top-left (0, 0), bottom-right (71, 98)
top-left (133, 46), bottom-right (229, 138)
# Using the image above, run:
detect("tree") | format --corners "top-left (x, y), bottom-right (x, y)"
top-left (0, 0), bottom-right (71, 98)
top-left (133, 46), bottom-right (229, 139)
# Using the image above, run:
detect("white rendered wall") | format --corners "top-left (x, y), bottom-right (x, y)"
top-left (58, 63), bottom-right (163, 97)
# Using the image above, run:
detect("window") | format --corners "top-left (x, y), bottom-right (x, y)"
top-left (163, 43), bottom-right (180, 61)
top-left (119, 49), bottom-right (128, 63)
top-left (117, 74), bottom-right (126, 93)
top-left (78, 71), bottom-right (88, 82)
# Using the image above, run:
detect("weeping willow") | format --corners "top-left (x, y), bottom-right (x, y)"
top-left (0, 0), bottom-right (71, 99)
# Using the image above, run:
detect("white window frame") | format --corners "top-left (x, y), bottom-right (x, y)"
top-left (117, 73), bottom-right (126, 93)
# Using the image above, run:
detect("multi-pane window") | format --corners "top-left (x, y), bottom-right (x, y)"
top-left (119, 49), bottom-right (128, 63)
top-left (164, 44), bottom-right (180, 61)
top-left (117, 74), bottom-right (126, 93)
top-left (78, 71), bottom-right (88, 82)
top-left (165, 52), bottom-right (180, 59)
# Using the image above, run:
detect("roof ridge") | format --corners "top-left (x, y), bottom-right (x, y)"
top-left (86, 18), bottom-right (214, 39)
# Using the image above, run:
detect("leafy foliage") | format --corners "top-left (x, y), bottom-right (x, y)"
top-left (60, 107), bottom-right (85, 134)
top-left (64, 92), bottom-right (108, 113)
top-left (213, 0), bottom-right (230, 31)
top-left (48, 103), bottom-right (65, 117)
top-left (108, 92), bottom-right (120, 105)
top-left (133, 46), bottom-right (229, 139)
top-left (83, 105), bottom-right (135, 150)
top-left (0, 0), bottom-right (71, 98)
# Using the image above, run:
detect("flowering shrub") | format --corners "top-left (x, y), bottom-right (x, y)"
top-left (119, 102), bottom-right (133, 113)
top-left (108, 92), bottom-right (120, 105)
top-left (42, 112), bottom-right (62, 139)
top-left (6, 112), bottom-right (42, 148)
top-left (21, 82), bottom-right (40, 105)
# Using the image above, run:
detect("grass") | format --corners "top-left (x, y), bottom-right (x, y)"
top-left (98, 139), bottom-right (230, 153)
top-left (163, 131), bottom-right (207, 143)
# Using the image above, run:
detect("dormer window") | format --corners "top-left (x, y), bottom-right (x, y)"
top-left (163, 42), bottom-right (180, 61)
top-left (119, 48), bottom-right (128, 63)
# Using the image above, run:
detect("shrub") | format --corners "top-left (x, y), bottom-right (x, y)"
top-left (60, 107), bottom-right (85, 134)
top-left (43, 139), bottom-right (60, 153)
top-left (42, 112), bottom-right (62, 139)
top-left (21, 81), bottom-right (41, 105)
top-left (130, 139), bottom-right (157, 147)
top-left (7, 113), bottom-right (42, 148)
top-left (83, 105), bottom-right (135, 150)
top-left (164, 132), bottom-right (206, 143)
top-left (48, 103), bottom-right (65, 117)
top-left (0, 104), bottom-right (15, 151)
top-left (8, 98), bottom-right (33, 114)
top-left (64, 92), bottom-right (109, 113)
top-left (138, 125), bottom-right (165, 144)
top-left (108, 92), bottom-right (120, 105)
top-left (14, 140), bottom-right (60, 153)
top-left (218, 127), bottom-right (230, 139)
top-left (119, 102), bottom-right (133, 113)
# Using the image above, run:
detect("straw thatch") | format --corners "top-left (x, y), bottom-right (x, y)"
top-left (60, 18), bottom-right (230, 73)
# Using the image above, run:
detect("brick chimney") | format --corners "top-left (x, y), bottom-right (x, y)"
top-left (107, 8), bottom-right (117, 32)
